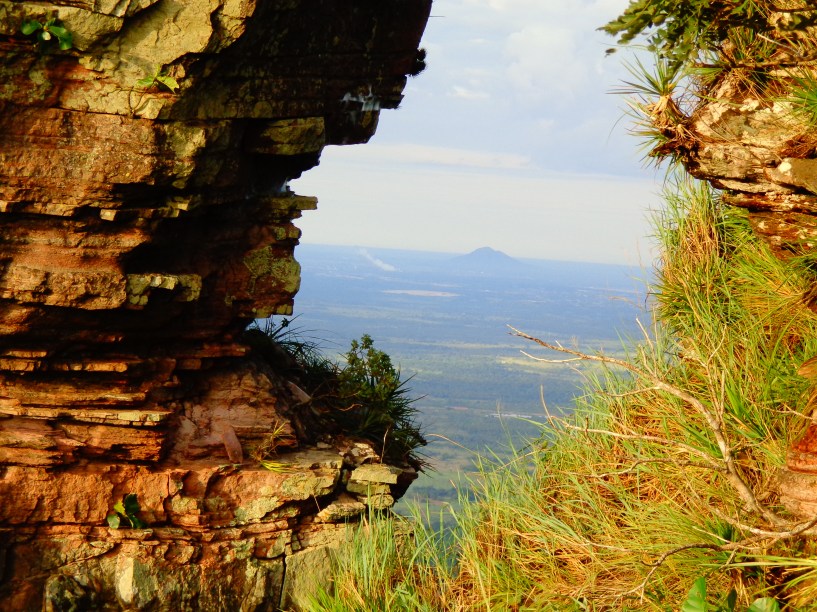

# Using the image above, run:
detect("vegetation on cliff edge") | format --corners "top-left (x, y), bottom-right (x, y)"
top-left (243, 321), bottom-right (426, 466)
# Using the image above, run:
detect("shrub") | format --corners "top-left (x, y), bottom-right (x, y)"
top-left (600, 1), bottom-right (817, 65)
top-left (335, 334), bottom-right (426, 464)
top-left (244, 321), bottom-right (426, 465)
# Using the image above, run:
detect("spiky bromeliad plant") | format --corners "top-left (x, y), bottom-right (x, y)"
top-left (604, 1), bottom-right (817, 165)
top-left (244, 321), bottom-right (426, 466)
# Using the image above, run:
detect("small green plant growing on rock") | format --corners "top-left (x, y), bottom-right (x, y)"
top-left (106, 493), bottom-right (146, 529)
top-left (21, 18), bottom-right (72, 50)
top-left (250, 419), bottom-right (295, 473)
top-left (336, 334), bottom-right (426, 463)
top-left (243, 320), bottom-right (426, 465)
top-left (136, 66), bottom-right (179, 94)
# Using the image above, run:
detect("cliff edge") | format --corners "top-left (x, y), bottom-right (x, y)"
top-left (0, 1), bottom-right (431, 609)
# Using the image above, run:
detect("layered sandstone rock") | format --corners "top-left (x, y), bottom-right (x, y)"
top-left (671, 75), bottom-right (817, 258)
top-left (0, 0), bottom-right (430, 608)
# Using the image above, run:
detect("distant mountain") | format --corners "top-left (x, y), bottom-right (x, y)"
top-left (456, 247), bottom-right (518, 263)
top-left (449, 247), bottom-right (527, 275)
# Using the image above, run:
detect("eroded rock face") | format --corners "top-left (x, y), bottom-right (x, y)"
top-left (0, 0), bottom-right (430, 607)
top-left (674, 72), bottom-right (817, 258)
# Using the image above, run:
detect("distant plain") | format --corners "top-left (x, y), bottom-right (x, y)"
top-left (286, 244), bottom-right (650, 507)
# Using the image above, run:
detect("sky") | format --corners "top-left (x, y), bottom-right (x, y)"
top-left (292, 0), bottom-right (663, 266)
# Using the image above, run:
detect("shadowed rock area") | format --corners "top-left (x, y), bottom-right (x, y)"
top-left (0, 0), bottom-right (430, 608)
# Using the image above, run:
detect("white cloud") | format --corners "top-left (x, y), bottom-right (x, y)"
top-left (324, 143), bottom-right (532, 170)
top-left (426, 0), bottom-right (636, 114)
top-left (288, 0), bottom-right (661, 266)
top-left (505, 25), bottom-right (587, 103)
top-left (461, 67), bottom-right (492, 78)
top-left (460, 0), bottom-right (631, 25)
top-left (449, 85), bottom-right (490, 100)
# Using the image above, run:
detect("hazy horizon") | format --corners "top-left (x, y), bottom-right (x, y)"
top-left (296, 240), bottom-right (654, 269)
top-left (287, 242), bottom-right (649, 506)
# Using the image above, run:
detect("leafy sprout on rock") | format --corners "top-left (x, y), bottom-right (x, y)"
top-left (136, 66), bottom-right (180, 94)
top-left (106, 493), bottom-right (145, 529)
top-left (21, 18), bottom-right (73, 51)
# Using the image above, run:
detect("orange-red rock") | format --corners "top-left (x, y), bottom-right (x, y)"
top-left (0, 0), bottom-right (429, 607)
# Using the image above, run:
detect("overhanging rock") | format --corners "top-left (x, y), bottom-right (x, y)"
top-left (0, 0), bottom-right (431, 608)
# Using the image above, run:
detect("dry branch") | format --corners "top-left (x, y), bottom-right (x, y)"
top-left (509, 326), bottom-right (784, 527)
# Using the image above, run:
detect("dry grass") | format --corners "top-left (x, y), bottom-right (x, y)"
top-left (250, 419), bottom-right (297, 472)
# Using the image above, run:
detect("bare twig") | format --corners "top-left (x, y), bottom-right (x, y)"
top-left (620, 529), bottom-right (792, 602)
top-left (511, 326), bottom-right (817, 601)
top-left (770, 3), bottom-right (817, 13)
top-left (546, 413), bottom-right (724, 468)
top-left (510, 326), bottom-right (785, 526)
top-left (711, 507), bottom-right (817, 540)
top-left (619, 510), bottom-right (817, 601)
top-left (606, 386), bottom-right (666, 399)
top-left (620, 542), bottom-right (725, 600)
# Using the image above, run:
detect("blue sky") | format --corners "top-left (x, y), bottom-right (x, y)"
top-left (293, 0), bottom-right (662, 266)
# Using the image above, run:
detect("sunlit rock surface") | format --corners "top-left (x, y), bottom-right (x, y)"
top-left (673, 74), bottom-right (817, 258)
top-left (0, 0), bottom-right (430, 607)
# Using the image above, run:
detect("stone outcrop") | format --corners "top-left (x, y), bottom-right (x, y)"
top-left (671, 76), bottom-right (817, 259)
top-left (0, 0), bottom-right (430, 608)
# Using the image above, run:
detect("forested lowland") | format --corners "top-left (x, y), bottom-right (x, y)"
top-left (288, 245), bottom-right (646, 508)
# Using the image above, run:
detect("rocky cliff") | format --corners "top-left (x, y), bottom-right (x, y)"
top-left (0, 1), bottom-right (430, 608)
top-left (666, 76), bottom-right (817, 261)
